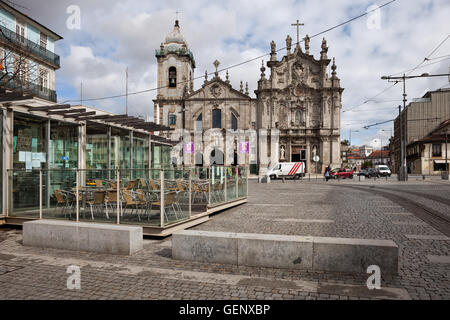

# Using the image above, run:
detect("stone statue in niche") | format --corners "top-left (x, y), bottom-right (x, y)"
top-left (280, 145), bottom-right (286, 160)
top-left (312, 145), bottom-right (318, 158)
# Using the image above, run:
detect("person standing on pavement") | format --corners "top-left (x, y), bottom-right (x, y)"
top-left (324, 165), bottom-right (330, 182)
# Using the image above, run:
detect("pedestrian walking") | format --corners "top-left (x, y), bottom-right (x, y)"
top-left (324, 165), bottom-right (330, 182)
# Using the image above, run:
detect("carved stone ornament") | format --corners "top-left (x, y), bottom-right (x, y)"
top-left (210, 83), bottom-right (222, 98)
top-left (293, 86), bottom-right (302, 97)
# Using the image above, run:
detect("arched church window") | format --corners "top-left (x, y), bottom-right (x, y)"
top-left (231, 113), bottom-right (238, 131)
top-left (212, 109), bottom-right (221, 129)
top-left (195, 114), bottom-right (202, 132)
top-left (169, 114), bottom-right (176, 125)
top-left (169, 66), bottom-right (177, 87)
top-left (295, 110), bottom-right (302, 125)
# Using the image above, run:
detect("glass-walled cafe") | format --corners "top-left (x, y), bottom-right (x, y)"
top-left (0, 106), bottom-right (248, 236)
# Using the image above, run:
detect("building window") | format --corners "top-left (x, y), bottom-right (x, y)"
top-left (38, 69), bottom-right (48, 92)
top-left (195, 114), bottom-right (202, 132)
top-left (212, 109), bottom-right (221, 129)
top-left (432, 144), bottom-right (442, 157)
top-left (169, 114), bottom-right (176, 125)
top-left (40, 33), bottom-right (47, 50)
top-left (295, 110), bottom-right (302, 125)
top-left (16, 20), bottom-right (26, 44)
top-left (231, 113), bottom-right (238, 131)
top-left (168, 66), bottom-right (177, 87)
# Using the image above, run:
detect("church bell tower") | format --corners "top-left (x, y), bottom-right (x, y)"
top-left (154, 20), bottom-right (195, 127)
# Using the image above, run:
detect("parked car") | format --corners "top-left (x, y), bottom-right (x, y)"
top-left (375, 165), bottom-right (392, 177)
top-left (357, 169), bottom-right (369, 177)
top-left (329, 168), bottom-right (354, 179)
top-left (367, 168), bottom-right (381, 178)
top-left (357, 168), bottom-right (380, 178)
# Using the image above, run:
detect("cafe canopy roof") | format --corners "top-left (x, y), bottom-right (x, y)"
top-left (0, 93), bottom-right (178, 144)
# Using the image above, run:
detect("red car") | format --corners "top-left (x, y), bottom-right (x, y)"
top-left (329, 168), bottom-right (354, 179)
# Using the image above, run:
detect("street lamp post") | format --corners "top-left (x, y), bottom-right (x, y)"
top-left (381, 72), bottom-right (450, 181)
top-left (446, 130), bottom-right (448, 177)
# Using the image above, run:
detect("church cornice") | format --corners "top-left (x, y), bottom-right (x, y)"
top-left (185, 77), bottom-right (253, 100)
top-left (268, 50), bottom-right (330, 69)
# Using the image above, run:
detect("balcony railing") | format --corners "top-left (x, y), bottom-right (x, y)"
top-left (0, 74), bottom-right (57, 102)
top-left (0, 25), bottom-right (60, 68)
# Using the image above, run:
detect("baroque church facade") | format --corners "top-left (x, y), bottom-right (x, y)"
top-left (153, 20), bottom-right (343, 174)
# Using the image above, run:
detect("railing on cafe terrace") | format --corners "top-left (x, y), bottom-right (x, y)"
top-left (5, 166), bottom-right (248, 228)
top-left (0, 24), bottom-right (61, 68)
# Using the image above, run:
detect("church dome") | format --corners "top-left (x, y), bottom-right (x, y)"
top-left (164, 20), bottom-right (187, 46)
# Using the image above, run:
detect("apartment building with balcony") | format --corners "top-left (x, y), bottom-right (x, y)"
top-left (0, 0), bottom-right (62, 102)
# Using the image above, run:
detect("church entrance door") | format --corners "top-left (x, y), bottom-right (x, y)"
top-left (210, 148), bottom-right (224, 165)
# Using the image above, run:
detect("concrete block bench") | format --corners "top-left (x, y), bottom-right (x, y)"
top-left (172, 230), bottom-right (398, 274)
top-left (23, 220), bottom-right (143, 255)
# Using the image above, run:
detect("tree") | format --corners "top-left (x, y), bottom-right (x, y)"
top-left (0, 2), bottom-right (43, 97)
top-left (341, 139), bottom-right (350, 146)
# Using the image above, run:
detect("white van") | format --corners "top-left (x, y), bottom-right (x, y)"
top-left (375, 165), bottom-right (391, 177)
top-left (266, 162), bottom-right (305, 180)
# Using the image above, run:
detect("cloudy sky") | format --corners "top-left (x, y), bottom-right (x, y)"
top-left (12, 0), bottom-right (450, 147)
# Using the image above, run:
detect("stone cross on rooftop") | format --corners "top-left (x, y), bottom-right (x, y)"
top-left (213, 60), bottom-right (220, 77)
top-left (291, 19), bottom-right (304, 45)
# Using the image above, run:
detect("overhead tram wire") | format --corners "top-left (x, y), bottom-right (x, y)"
top-left (388, 55), bottom-right (450, 77)
top-left (342, 34), bottom-right (450, 114)
top-left (62, 0), bottom-right (398, 104)
top-left (387, 34), bottom-right (450, 77)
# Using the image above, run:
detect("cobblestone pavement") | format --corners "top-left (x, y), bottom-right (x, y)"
top-left (0, 178), bottom-right (449, 300)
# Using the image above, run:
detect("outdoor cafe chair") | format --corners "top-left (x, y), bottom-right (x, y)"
top-left (54, 190), bottom-right (71, 218)
top-left (211, 182), bottom-right (225, 203)
top-left (104, 190), bottom-right (121, 219)
top-left (192, 181), bottom-right (209, 203)
top-left (85, 191), bottom-right (106, 220)
top-left (125, 180), bottom-right (135, 190)
top-left (149, 191), bottom-right (179, 223)
top-left (121, 190), bottom-right (145, 222)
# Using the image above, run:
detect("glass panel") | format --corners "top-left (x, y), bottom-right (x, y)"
top-left (160, 169), bottom-right (190, 225)
top-left (12, 114), bottom-right (47, 215)
top-left (209, 166), bottom-right (225, 206)
top-left (49, 121), bottom-right (78, 202)
top-left (162, 145), bottom-right (171, 169)
top-left (13, 113), bottom-right (47, 171)
top-left (238, 167), bottom-right (247, 198)
top-left (111, 128), bottom-right (131, 170)
top-left (226, 167), bottom-right (237, 201)
top-left (190, 167), bottom-right (209, 214)
top-left (152, 144), bottom-right (161, 169)
top-left (9, 169), bottom-right (41, 217)
top-left (133, 133), bottom-right (149, 170)
top-left (86, 132), bottom-right (108, 171)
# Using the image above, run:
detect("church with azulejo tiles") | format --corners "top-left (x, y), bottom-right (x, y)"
top-left (154, 20), bottom-right (343, 174)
